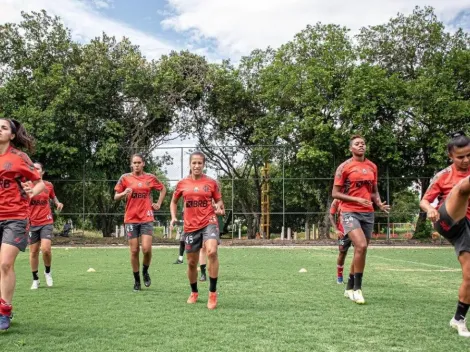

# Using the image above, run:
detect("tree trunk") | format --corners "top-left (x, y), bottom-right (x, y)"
top-left (319, 198), bottom-right (333, 239)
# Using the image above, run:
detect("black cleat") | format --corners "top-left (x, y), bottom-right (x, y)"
top-left (143, 273), bottom-right (151, 288)
top-left (199, 273), bottom-right (207, 282)
top-left (133, 282), bottom-right (141, 292)
top-left (173, 259), bottom-right (184, 264)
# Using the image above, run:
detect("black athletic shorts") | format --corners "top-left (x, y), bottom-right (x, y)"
top-left (184, 224), bottom-right (219, 253)
top-left (338, 234), bottom-right (353, 253)
top-left (434, 202), bottom-right (470, 256)
top-left (0, 219), bottom-right (29, 252)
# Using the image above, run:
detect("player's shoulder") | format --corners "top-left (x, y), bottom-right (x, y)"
top-left (335, 158), bottom-right (353, 175)
top-left (365, 159), bottom-right (377, 169)
top-left (9, 147), bottom-right (33, 164)
top-left (118, 173), bottom-right (132, 182)
top-left (176, 175), bottom-right (191, 186)
top-left (44, 180), bottom-right (54, 188)
top-left (431, 166), bottom-right (452, 184)
top-left (203, 175), bottom-right (218, 185)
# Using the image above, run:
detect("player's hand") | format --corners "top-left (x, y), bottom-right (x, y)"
top-left (152, 203), bottom-right (161, 211)
top-left (214, 203), bottom-right (225, 216)
top-left (355, 197), bottom-right (372, 206)
top-left (123, 188), bottom-right (132, 196)
top-left (427, 208), bottom-right (440, 222)
top-left (56, 202), bottom-right (64, 212)
top-left (170, 218), bottom-right (178, 230)
top-left (21, 181), bottom-right (34, 198)
top-left (336, 230), bottom-right (344, 239)
top-left (378, 201), bottom-right (390, 214)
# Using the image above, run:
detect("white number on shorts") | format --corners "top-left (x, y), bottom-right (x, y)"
top-left (126, 225), bottom-right (134, 232)
top-left (185, 235), bottom-right (194, 244)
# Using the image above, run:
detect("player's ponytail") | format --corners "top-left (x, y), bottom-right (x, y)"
top-left (447, 131), bottom-right (470, 154)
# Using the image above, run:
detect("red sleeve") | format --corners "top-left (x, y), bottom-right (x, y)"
top-left (19, 153), bottom-right (41, 181)
top-left (423, 175), bottom-right (442, 203)
top-left (212, 180), bottom-right (222, 201)
top-left (114, 175), bottom-right (126, 193)
top-left (334, 164), bottom-right (347, 187)
top-left (173, 181), bottom-right (183, 201)
top-left (330, 200), bottom-right (339, 215)
top-left (373, 163), bottom-right (378, 186)
top-left (151, 175), bottom-right (164, 191)
top-left (48, 183), bottom-right (56, 200)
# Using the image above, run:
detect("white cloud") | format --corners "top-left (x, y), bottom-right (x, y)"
top-left (162, 0), bottom-right (470, 58)
top-left (0, 0), bottom-right (176, 59)
top-left (91, 0), bottom-right (113, 10)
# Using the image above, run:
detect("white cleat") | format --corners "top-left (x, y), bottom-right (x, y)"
top-left (44, 272), bottom-right (53, 287)
top-left (344, 289), bottom-right (355, 301)
top-left (31, 280), bottom-right (40, 290)
top-left (353, 289), bottom-right (365, 304)
top-left (450, 318), bottom-right (470, 337)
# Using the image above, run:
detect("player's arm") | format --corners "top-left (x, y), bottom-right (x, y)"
top-left (152, 184), bottom-right (167, 211)
top-left (22, 180), bottom-right (46, 198)
top-left (170, 193), bottom-right (181, 228)
top-left (371, 184), bottom-right (390, 213)
top-left (214, 198), bottom-right (225, 216)
top-left (332, 185), bottom-right (372, 206)
top-left (53, 196), bottom-right (64, 211)
top-left (329, 212), bottom-right (339, 232)
top-left (420, 186), bottom-right (440, 222)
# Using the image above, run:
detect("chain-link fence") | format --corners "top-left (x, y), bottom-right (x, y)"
top-left (47, 146), bottom-right (441, 243)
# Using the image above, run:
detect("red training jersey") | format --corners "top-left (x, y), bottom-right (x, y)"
top-left (330, 199), bottom-right (344, 233)
top-left (173, 175), bottom-right (222, 233)
top-left (334, 158), bottom-right (377, 213)
top-left (29, 181), bottom-right (56, 226)
top-left (115, 172), bottom-right (164, 223)
top-left (0, 146), bottom-right (41, 220)
top-left (423, 164), bottom-right (470, 220)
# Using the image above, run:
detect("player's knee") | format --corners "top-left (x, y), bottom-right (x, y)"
top-left (0, 261), bottom-right (13, 273)
top-left (207, 249), bottom-right (217, 260)
top-left (187, 257), bottom-right (198, 268)
top-left (130, 248), bottom-right (139, 256)
top-left (142, 246), bottom-right (151, 256)
top-left (355, 243), bottom-right (368, 255)
top-left (30, 248), bottom-right (40, 257)
top-left (42, 248), bottom-right (51, 257)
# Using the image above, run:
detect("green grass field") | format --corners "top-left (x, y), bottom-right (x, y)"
top-left (1, 246), bottom-right (467, 352)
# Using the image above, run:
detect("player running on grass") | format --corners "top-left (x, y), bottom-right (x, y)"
top-left (329, 199), bottom-right (351, 284)
top-left (170, 151), bottom-right (225, 309)
top-left (0, 118), bottom-right (45, 331)
top-left (114, 153), bottom-right (166, 292)
top-left (29, 162), bottom-right (64, 289)
top-left (332, 134), bottom-right (390, 304)
top-left (420, 132), bottom-right (470, 337)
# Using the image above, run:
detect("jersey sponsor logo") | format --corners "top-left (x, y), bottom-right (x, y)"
top-left (185, 200), bottom-right (208, 208)
top-left (131, 192), bottom-right (147, 199)
top-left (355, 180), bottom-right (373, 189)
top-left (138, 182), bottom-right (143, 188)
top-left (193, 187), bottom-right (199, 192)
top-left (0, 179), bottom-right (12, 189)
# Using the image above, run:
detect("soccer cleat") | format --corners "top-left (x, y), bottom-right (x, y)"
top-left (207, 292), bottom-right (218, 310)
top-left (353, 289), bottom-right (365, 304)
top-left (173, 259), bottom-right (184, 264)
top-left (44, 272), bottom-right (53, 287)
top-left (143, 272), bottom-right (151, 288)
top-left (344, 289), bottom-right (354, 300)
top-left (187, 292), bottom-right (199, 304)
top-left (450, 318), bottom-right (470, 337)
top-left (199, 273), bottom-right (207, 282)
top-left (133, 282), bottom-right (141, 292)
top-left (337, 277), bottom-right (344, 284)
top-left (0, 314), bottom-right (11, 331)
top-left (31, 280), bottom-right (40, 290)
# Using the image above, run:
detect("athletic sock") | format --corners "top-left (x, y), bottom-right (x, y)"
top-left (353, 273), bottom-right (363, 291)
top-left (209, 277), bottom-right (218, 293)
top-left (142, 265), bottom-right (149, 275)
top-left (45, 266), bottom-right (51, 274)
top-left (200, 264), bottom-right (207, 276)
top-left (32, 271), bottom-right (39, 280)
top-left (337, 265), bottom-right (344, 278)
top-left (190, 282), bottom-right (198, 293)
top-left (133, 271), bottom-right (140, 283)
top-left (346, 274), bottom-right (354, 290)
top-left (179, 242), bottom-right (185, 257)
top-left (455, 301), bottom-right (470, 321)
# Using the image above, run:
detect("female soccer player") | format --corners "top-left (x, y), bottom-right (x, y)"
top-left (332, 135), bottom-right (389, 304)
top-left (420, 132), bottom-right (470, 337)
top-left (114, 153), bottom-right (166, 291)
top-left (29, 162), bottom-right (64, 289)
top-left (0, 118), bottom-right (45, 330)
top-left (329, 199), bottom-right (351, 284)
top-left (170, 151), bottom-right (225, 309)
